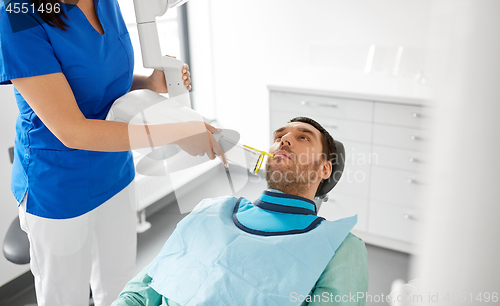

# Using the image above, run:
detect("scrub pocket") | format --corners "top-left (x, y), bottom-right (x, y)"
top-left (27, 148), bottom-right (90, 219)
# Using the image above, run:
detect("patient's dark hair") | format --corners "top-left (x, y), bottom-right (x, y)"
top-left (289, 117), bottom-right (337, 192)
top-left (31, 0), bottom-right (73, 31)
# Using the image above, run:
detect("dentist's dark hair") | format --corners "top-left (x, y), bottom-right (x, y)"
top-left (31, 0), bottom-right (71, 31)
top-left (289, 117), bottom-right (337, 192)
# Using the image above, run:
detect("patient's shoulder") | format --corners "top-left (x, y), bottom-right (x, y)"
top-left (343, 232), bottom-right (366, 249)
top-left (333, 232), bottom-right (368, 261)
top-left (321, 232), bottom-right (367, 276)
top-left (191, 195), bottom-right (239, 213)
top-left (317, 232), bottom-right (369, 291)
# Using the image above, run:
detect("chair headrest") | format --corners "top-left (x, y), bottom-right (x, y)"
top-left (315, 139), bottom-right (345, 199)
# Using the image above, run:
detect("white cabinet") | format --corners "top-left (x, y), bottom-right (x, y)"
top-left (373, 102), bottom-right (429, 129)
top-left (269, 89), bottom-right (428, 253)
top-left (368, 200), bottom-right (421, 243)
top-left (372, 124), bottom-right (429, 151)
top-left (332, 141), bottom-right (372, 199)
top-left (319, 194), bottom-right (368, 232)
top-left (270, 91), bottom-right (373, 122)
top-left (270, 112), bottom-right (373, 145)
top-left (370, 167), bottom-right (423, 208)
top-left (371, 145), bottom-right (427, 172)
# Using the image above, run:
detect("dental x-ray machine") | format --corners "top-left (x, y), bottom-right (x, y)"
top-left (107, 0), bottom-right (264, 206)
top-left (107, 0), bottom-right (261, 172)
top-left (106, 0), bottom-right (345, 205)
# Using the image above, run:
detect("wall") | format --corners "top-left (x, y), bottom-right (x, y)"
top-left (412, 0), bottom-right (500, 303)
top-left (0, 85), bottom-right (28, 287)
top-left (187, 0), bottom-right (433, 148)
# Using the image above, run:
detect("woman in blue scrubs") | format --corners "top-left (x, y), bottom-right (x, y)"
top-left (0, 1), bottom-right (226, 305)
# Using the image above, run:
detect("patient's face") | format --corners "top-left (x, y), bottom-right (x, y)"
top-left (265, 122), bottom-right (328, 195)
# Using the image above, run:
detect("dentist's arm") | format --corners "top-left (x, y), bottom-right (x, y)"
top-left (11, 72), bottom-right (228, 166)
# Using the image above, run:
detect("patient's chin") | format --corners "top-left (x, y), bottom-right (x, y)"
top-left (265, 160), bottom-right (321, 194)
top-left (265, 165), bottom-right (296, 190)
top-left (266, 162), bottom-right (293, 176)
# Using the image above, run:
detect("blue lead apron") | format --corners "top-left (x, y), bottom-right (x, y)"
top-left (0, 0), bottom-right (135, 218)
top-left (148, 190), bottom-right (357, 305)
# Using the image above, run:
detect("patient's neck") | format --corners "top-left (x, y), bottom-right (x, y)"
top-left (266, 185), bottom-right (315, 201)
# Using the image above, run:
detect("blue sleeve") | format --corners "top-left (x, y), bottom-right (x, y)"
top-left (110, 262), bottom-right (164, 306)
top-left (0, 4), bottom-right (62, 85)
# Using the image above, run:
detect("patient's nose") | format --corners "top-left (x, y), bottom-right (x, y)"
top-left (280, 133), bottom-right (292, 147)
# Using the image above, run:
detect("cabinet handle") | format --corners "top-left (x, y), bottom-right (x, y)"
top-left (412, 112), bottom-right (421, 118)
top-left (407, 178), bottom-right (417, 184)
top-left (404, 213), bottom-right (418, 221)
top-left (300, 100), bottom-right (338, 108)
top-left (323, 124), bottom-right (338, 129)
top-left (408, 157), bottom-right (418, 163)
top-left (410, 135), bottom-right (419, 141)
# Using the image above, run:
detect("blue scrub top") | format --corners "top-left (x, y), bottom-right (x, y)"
top-left (0, 0), bottom-right (135, 219)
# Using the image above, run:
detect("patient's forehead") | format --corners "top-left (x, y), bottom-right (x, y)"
top-left (273, 122), bottom-right (322, 140)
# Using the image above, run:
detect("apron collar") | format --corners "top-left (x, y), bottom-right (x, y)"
top-left (254, 189), bottom-right (318, 215)
top-left (232, 190), bottom-right (324, 236)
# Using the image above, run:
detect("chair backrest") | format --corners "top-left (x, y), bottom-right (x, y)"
top-left (3, 216), bottom-right (30, 265)
top-left (2, 146), bottom-right (30, 265)
top-left (315, 139), bottom-right (345, 200)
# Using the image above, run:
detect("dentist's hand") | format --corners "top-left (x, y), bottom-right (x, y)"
top-left (148, 56), bottom-right (191, 93)
top-left (175, 121), bottom-right (229, 168)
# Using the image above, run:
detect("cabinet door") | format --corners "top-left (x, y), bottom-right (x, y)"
top-left (270, 111), bottom-right (372, 144)
top-left (371, 145), bottom-right (427, 172)
top-left (368, 201), bottom-right (422, 244)
top-left (370, 167), bottom-right (424, 208)
top-left (318, 193), bottom-right (368, 232)
top-left (270, 91), bottom-right (373, 122)
top-left (373, 124), bottom-right (430, 151)
top-left (333, 141), bottom-right (372, 199)
top-left (135, 173), bottom-right (172, 211)
top-left (374, 103), bottom-right (430, 129)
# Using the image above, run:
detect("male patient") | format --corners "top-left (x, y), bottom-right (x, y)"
top-left (111, 117), bottom-right (368, 306)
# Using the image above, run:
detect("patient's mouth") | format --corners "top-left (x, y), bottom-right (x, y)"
top-left (274, 150), bottom-right (291, 160)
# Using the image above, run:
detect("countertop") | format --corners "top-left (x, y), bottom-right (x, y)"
top-left (268, 68), bottom-right (433, 106)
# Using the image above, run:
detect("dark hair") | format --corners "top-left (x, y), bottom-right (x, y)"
top-left (32, 0), bottom-right (71, 31)
top-left (289, 117), bottom-right (337, 191)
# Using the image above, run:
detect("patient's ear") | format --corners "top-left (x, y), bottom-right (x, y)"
top-left (320, 160), bottom-right (332, 180)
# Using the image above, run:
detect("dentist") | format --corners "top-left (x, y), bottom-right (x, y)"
top-left (0, 0), bottom-right (227, 305)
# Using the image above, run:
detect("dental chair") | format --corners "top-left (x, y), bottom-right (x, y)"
top-left (2, 147), bottom-right (35, 306)
top-left (2, 146), bottom-right (30, 266)
top-left (314, 139), bottom-right (345, 209)
top-left (2, 139), bottom-right (345, 304)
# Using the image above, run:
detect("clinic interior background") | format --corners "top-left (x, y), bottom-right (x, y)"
top-left (187, 0), bottom-right (433, 149)
top-left (0, 0), bottom-right (434, 289)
